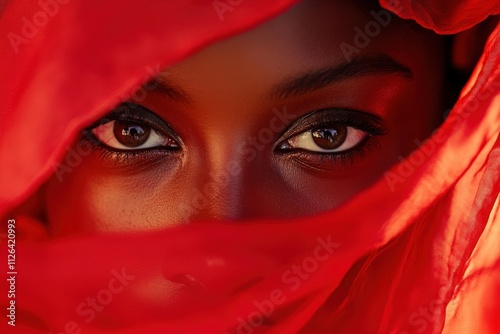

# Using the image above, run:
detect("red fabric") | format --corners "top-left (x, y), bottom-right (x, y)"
top-left (380, 0), bottom-right (500, 34)
top-left (1, 0), bottom-right (499, 333)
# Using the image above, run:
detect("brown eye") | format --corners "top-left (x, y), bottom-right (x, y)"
top-left (91, 120), bottom-right (178, 150)
top-left (283, 125), bottom-right (368, 153)
top-left (113, 120), bottom-right (151, 147)
top-left (312, 126), bottom-right (348, 150)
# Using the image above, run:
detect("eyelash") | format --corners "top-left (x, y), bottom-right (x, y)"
top-left (82, 107), bottom-right (181, 168)
top-left (82, 105), bottom-right (387, 168)
top-left (274, 108), bottom-right (386, 167)
top-left (81, 137), bottom-right (177, 170)
top-left (286, 138), bottom-right (379, 168)
top-left (277, 109), bottom-right (386, 141)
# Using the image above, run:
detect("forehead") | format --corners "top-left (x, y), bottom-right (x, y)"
top-left (164, 0), bottom-right (421, 82)
top-left (142, 0), bottom-right (440, 129)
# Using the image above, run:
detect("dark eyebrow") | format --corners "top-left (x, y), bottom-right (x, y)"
top-left (144, 77), bottom-right (191, 103)
top-left (270, 54), bottom-right (413, 99)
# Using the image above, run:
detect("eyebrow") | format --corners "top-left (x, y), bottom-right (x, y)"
top-left (145, 76), bottom-right (191, 102)
top-left (270, 54), bottom-right (413, 99)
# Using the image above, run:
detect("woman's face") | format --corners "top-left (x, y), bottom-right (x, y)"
top-left (46, 0), bottom-right (444, 235)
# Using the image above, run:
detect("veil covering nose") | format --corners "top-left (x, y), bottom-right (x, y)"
top-left (0, 0), bottom-right (499, 333)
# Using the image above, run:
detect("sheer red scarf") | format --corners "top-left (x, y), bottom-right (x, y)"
top-left (0, 0), bottom-right (499, 333)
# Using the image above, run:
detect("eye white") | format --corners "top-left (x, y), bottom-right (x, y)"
top-left (287, 127), bottom-right (368, 153)
top-left (91, 121), bottom-right (176, 150)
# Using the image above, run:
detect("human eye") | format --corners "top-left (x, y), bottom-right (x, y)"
top-left (83, 102), bottom-right (181, 165)
top-left (275, 109), bottom-right (387, 168)
top-left (282, 126), bottom-right (367, 153)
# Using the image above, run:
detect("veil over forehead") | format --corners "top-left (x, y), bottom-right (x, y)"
top-left (0, 0), bottom-right (499, 333)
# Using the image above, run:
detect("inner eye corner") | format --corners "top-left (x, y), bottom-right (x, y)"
top-left (274, 142), bottom-right (291, 153)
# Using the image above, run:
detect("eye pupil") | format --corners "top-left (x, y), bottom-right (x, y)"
top-left (113, 120), bottom-right (151, 147)
top-left (312, 126), bottom-right (347, 149)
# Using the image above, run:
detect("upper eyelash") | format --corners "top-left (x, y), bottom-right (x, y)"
top-left (304, 113), bottom-right (386, 135)
top-left (280, 109), bottom-right (386, 139)
top-left (85, 103), bottom-right (181, 145)
top-left (80, 103), bottom-right (183, 167)
top-left (275, 108), bottom-right (387, 151)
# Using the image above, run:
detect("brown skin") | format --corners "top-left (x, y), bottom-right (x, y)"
top-left (45, 0), bottom-right (444, 236)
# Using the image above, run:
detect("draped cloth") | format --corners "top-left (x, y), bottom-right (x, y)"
top-left (0, 0), bottom-right (499, 333)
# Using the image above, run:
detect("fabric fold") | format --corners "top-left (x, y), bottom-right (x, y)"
top-left (0, 0), bottom-right (499, 333)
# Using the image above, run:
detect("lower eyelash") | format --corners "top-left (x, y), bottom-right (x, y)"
top-left (284, 136), bottom-right (379, 169)
top-left (81, 136), bottom-right (180, 171)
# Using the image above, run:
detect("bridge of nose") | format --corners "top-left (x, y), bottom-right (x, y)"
top-left (185, 122), bottom-right (282, 221)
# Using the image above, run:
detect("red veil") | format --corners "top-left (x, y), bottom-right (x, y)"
top-left (1, 0), bottom-right (499, 333)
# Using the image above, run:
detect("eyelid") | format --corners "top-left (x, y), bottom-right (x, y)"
top-left (288, 127), bottom-right (369, 153)
top-left (274, 108), bottom-right (387, 150)
top-left (86, 102), bottom-right (183, 146)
